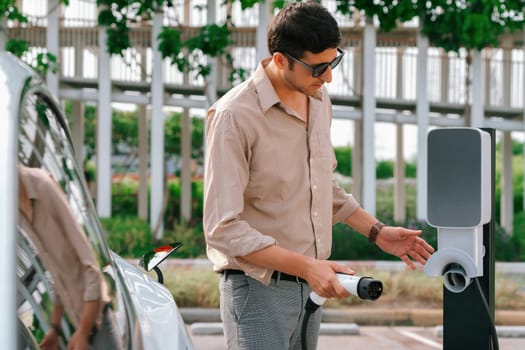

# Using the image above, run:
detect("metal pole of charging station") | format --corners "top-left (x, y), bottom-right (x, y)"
top-left (443, 128), bottom-right (496, 350)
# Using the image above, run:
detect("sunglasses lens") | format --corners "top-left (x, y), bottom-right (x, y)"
top-left (312, 64), bottom-right (329, 77)
top-left (312, 52), bottom-right (343, 77)
top-left (331, 54), bottom-right (343, 69)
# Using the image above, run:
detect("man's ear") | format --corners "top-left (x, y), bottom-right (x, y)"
top-left (273, 52), bottom-right (288, 70)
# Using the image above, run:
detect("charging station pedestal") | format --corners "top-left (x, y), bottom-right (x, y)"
top-left (425, 128), bottom-right (496, 350)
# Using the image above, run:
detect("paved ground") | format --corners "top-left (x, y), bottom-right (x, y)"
top-left (188, 325), bottom-right (525, 350)
top-left (174, 260), bottom-right (525, 349)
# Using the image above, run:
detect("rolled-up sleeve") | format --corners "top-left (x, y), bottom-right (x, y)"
top-left (332, 179), bottom-right (359, 223)
top-left (204, 108), bottom-right (276, 261)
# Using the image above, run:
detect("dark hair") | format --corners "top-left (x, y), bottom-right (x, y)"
top-left (267, 1), bottom-right (341, 58)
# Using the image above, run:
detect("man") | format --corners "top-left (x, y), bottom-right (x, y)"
top-left (18, 165), bottom-right (122, 350)
top-left (203, 2), bottom-right (435, 349)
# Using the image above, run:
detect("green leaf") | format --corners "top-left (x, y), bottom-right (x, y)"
top-left (106, 26), bottom-right (131, 56)
top-left (5, 39), bottom-right (28, 57)
top-left (185, 24), bottom-right (230, 57)
top-left (97, 8), bottom-right (115, 26)
top-left (34, 52), bottom-right (59, 76)
top-left (158, 28), bottom-right (183, 58)
top-left (1, 0), bottom-right (28, 22)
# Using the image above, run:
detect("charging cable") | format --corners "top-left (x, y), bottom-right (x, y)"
top-left (474, 278), bottom-right (499, 350)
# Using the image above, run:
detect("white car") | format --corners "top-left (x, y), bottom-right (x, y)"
top-left (0, 51), bottom-right (195, 350)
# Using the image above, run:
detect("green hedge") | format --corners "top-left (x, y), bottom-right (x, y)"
top-left (111, 177), bottom-right (204, 226)
top-left (103, 214), bottom-right (524, 262)
top-left (102, 152), bottom-right (525, 261)
top-left (334, 146), bottom-right (417, 179)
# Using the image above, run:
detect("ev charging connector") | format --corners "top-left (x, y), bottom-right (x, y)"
top-left (308, 274), bottom-right (383, 306)
top-left (301, 274), bottom-right (382, 350)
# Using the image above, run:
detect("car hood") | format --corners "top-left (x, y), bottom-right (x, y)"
top-left (111, 253), bottom-right (195, 350)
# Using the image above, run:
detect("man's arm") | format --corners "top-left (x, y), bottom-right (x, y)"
top-left (39, 303), bottom-right (64, 350)
top-left (66, 299), bottom-right (100, 350)
top-left (344, 207), bottom-right (435, 268)
top-left (238, 245), bottom-right (354, 299)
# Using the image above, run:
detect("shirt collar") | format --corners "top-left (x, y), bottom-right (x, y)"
top-left (253, 58), bottom-right (280, 113)
top-left (253, 58), bottom-right (324, 114)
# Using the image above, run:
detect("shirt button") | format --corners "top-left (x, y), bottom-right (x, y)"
top-left (313, 185), bottom-right (318, 190)
top-left (313, 212), bottom-right (318, 217)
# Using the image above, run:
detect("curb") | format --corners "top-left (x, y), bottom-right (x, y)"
top-left (191, 322), bottom-right (360, 336)
top-left (189, 322), bottom-right (525, 338)
top-left (434, 325), bottom-right (525, 338)
top-left (180, 307), bottom-right (525, 328)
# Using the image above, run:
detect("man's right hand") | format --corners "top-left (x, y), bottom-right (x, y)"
top-left (39, 329), bottom-right (60, 350)
top-left (303, 259), bottom-right (355, 299)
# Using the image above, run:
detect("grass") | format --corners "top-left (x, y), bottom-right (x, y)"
top-left (158, 264), bottom-right (525, 310)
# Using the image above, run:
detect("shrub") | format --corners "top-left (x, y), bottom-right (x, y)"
top-left (161, 265), bottom-right (525, 310)
top-left (160, 222), bottom-right (206, 259)
top-left (101, 216), bottom-right (153, 257)
top-left (163, 266), bottom-right (220, 308)
top-left (101, 151), bottom-right (525, 261)
top-left (334, 146), bottom-right (352, 176)
top-left (376, 160), bottom-right (394, 179)
top-left (112, 177), bottom-right (139, 216)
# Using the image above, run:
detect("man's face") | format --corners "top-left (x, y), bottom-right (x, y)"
top-left (283, 48), bottom-right (340, 96)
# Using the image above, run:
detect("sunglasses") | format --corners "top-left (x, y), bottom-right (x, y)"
top-left (283, 48), bottom-right (345, 78)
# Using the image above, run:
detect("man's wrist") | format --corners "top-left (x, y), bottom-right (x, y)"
top-left (368, 221), bottom-right (385, 244)
top-left (50, 323), bottom-right (63, 337)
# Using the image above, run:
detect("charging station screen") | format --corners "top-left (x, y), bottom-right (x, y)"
top-left (427, 129), bottom-right (483, 227)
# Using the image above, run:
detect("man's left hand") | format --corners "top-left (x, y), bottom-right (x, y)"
top-left (375, 226), bottom-right (435, 269)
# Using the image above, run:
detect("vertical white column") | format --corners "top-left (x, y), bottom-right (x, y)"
top-left (206, 0), bottom-right (217, 107)
top-left (97, 24), bottom-right (112, 217)
top-left (501, 35), bottom-right (513, 108)
top-left (352, 39), bottom-right (363, 202)
top-left (440, 51), bottom-right (449, 103)
top-left (180, 1), bottom-right (192, 223)
top-left (138, 49), bottom-right (148, 221)
top-left (71, 100), bottom-right (85, 168)
top-left (46, 0), bottom-right (59, 96)
top-left (256, 0), bottom-right (270, 61)
top-left (470, 50), bottom-right (485, 128)
top-left (0, 60), bottom-right (18, 350)
top-left (181, 108), bottom-right (192, 222)
top-left (394, 47), bottom-right (405, 223)
top-left (416, 30), bottom-right (429, 221)
top-left (0, 17), bottom-right (7, 50)
top-left (71, 44), bottom-right (85, 168)
top-left (501, 132), bottom-right (514, 234)
top-left (138, 105), bottom-right (148, 220)
top-left (352, 121), bottom-right (363, 202)
top-left (150, 10), bottom-right (165, 238)
top-left (500, 38), bottom-right (513, 234)
top-left (361, 17), bottom-right (376, 216)
top-left (484, 51), bottom-right (492, 105)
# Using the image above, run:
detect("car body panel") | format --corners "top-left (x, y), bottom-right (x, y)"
top-left (0, 51), bottom-right (195, 350)
top-left (112, 253), bottom-right (195, 350)
top-left (0, 51), bottom-right (25, 350)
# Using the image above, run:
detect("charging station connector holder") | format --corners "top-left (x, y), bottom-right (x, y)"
top-left (424, 128), bottom-right (491, 293)
top-left (425, 227), bottom-right (484, 293)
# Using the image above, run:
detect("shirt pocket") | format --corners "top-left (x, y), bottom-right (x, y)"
top-left (311, 130), bottom-right (335, 175)
top-left (312, 130), bottom-right (333, 159)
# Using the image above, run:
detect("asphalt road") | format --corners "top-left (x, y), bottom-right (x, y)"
top-left (188, 325), bottom-right (525, 350)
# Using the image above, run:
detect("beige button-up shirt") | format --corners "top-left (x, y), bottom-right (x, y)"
top-left (18, 166), bottom-right (109, 328)
top-left (204, 59), bottom-right (359, 285)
